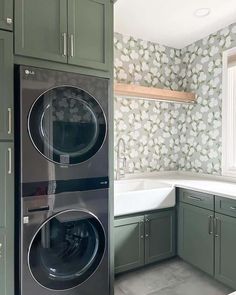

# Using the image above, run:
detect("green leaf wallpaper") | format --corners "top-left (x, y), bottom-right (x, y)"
top-left (114, 23), bottom-right (236, 176)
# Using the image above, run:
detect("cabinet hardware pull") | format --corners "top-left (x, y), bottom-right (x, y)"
top-left (230, 206), bottom-right (236, 210)
top-left (145, 234), bottom-right (149, 237)
top-left (62, 33), bottom-right (67, 56)
top-left (146, 219), bottom-right (149, 222)
top-left (214, 217), bottom-right (219, 237)
top-left (208, 215), bottom-right (213, 235)
top-left (187, 196), bottom-right (202, 201)
top-left (8, 148), bottom-right (12, 175)
top-left (140, 235), bottom-right (144, 239)
top-left (70, 34), bottom-right (74, 57)
top-left (7, 108), bottom-right (12, 135)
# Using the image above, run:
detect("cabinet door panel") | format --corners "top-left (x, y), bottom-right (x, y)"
top-left (0, 230), bottom-right (14, 295)
top-left (215, 213), bottom-right (236, 289)
top-left (0, 31), bottom-right (13, 140)
top-left (215, 196), bottom-right (236, 218)
top-left (0, 143), bottom-right (14, 295)
top-left (178, 188), bottom-right (214, 211)
top-left (0, 142), bottom-right (14, 231)
top-left (15, 0), bottom-right (67, 63)
top-left (68, 0), bottom-right (109, 71)
top-left (0, 0), bottom-right (13, 31)
top-left (0, 143), bottom-right (14, 228)
top-left (178, 203), bottom-right (214, 276)
top-left (145, 210), bottom-right (176, 264)
top-left (0, 230), bottom-right (6, 295)
top-left (114, 216), bottom-right (144, 274)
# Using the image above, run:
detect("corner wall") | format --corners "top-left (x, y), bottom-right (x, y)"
top-left (114, 23), bottom-right (236, 175)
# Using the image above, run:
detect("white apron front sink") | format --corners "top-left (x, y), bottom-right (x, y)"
top-left (114, 178), bottom-right (175, 217)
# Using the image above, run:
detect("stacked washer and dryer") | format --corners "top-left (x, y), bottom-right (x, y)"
top-left (15, 66), bottom-right (110, 295)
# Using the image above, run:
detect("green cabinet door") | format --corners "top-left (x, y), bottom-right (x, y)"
top-left (178, 203), bottom-right (214, 276)
top-left (15, 0), bottom-right (67, 63)
top-left (0, 143), bottom-right (14, 295)
top-left (145, 210), bottom-right (176, 264)
top-left (0, 31), bottom-right (13, 140)
top-left (215, 213), bottom-right (236, 289)
top-left (0, 230), bottom-right (6, 295)
top-left (68, 0), bottom-right (110, 71)
top-left (0, 0), bottom-right (13, 31)
top-left (114, 216), bottom-right (145, 274)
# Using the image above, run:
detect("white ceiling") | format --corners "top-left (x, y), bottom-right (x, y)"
top-left (114, 0), bottom-right (236, 49)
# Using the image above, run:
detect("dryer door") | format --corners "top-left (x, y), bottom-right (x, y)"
top-left (28, 210), bottom-right (106, 290)
top-left (28, 86), bottom-right (106, 165)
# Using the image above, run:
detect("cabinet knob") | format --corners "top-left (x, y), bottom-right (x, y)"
top-left (140, 235), bottom-right (144, 239)
top-left (6, 18), bottom-right (12, 25)
top-left (145, 234), bottom-right (149, 237)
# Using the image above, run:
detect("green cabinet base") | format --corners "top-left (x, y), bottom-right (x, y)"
top-left (114, 216), bottom-right (144, 274)
top-left (215, 213), bottom-right (236, 289)
top-left (114, 209), bottom-right (176, 275)
top-left (178, 202), bottom-right (214, 276)
top-left (0, 143), bottom-right (14, 295)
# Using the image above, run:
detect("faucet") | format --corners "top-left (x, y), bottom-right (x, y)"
top-left (116, 138), bottom-right (126, 180)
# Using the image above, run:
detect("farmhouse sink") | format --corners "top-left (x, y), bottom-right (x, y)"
top-left (114, 178), bottom-right (175, 216)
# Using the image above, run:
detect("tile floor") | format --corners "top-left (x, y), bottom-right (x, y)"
top-left (114, 258), bottom-right (233, 295)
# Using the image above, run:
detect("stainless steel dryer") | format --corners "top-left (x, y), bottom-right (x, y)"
top-left (20, 189), bottom-right (109, 295)
top-left (15, 65), bottom-right (109, 186)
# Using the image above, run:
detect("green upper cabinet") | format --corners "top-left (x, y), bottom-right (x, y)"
top-left (215, 213), bottom-right (236, 290)
top-left (145, 210), bottom-right (176, 264)
top-left (15, 0), bottom-right (68, 63)
top-left (68, 0), bottom-right (110, 71)
top-left (178, 203), bottom-right (214, 276)
top-left (14, 0), bottom-right (112, 71)
top-left (0, 0), bottom-right (13, 31)
top-left (0, 30), bottom-right (13, 140)
top-left (114, 216), bottom-right (145, 274)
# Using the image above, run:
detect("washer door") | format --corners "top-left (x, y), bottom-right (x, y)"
top-left (28, 86), bottom-right (106, 165)
top-left (28, 210), bottom-right (106, 290)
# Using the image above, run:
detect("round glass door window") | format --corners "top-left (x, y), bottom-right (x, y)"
top-left (28, 210), bottom-right (106, 290)
top-left (28, 86), bottom-right (106, 165)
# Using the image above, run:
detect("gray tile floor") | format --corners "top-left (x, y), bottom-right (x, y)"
top-left (115, 258), bottom-right (233, 295)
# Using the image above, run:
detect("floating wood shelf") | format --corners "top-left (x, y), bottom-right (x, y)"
top-left (114, 83), bottom-right (196, 103)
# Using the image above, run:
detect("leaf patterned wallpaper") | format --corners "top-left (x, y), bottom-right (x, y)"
top-left (114, 23), bottom-right (236, 176)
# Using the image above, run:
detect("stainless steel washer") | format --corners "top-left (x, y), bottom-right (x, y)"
top-left (20, 190), bottom-right (109, 295)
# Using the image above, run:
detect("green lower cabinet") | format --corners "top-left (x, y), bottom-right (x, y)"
top-left (178, 203), bottom-right (214, 276)
top-left (114, 209), bottom-right (176, 274)
top-left (215, 213), bottom-right (236, 289)
top-left (0, 143), bottom-right (14, 295)
top-left (145, 210), bottom-right (176, 264)
top-left (0, 230), bottom-right (6, 295)
top-left (114, 216), bottom-right (144, 274)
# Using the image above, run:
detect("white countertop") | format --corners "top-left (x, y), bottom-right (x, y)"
top-left (123, 171), bottom-right (236, 201)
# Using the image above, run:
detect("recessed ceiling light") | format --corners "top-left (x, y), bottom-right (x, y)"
top-left (194, 8), bottom-right (211, 17)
